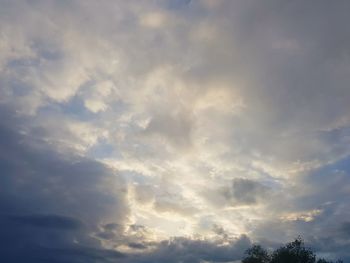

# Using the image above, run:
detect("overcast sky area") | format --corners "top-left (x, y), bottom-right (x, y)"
top-left (1, 0), bottom-right (350, 262)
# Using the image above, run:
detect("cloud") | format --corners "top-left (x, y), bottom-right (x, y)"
top-left (143, 110), bottom-right (193, 148)
top-left (127, 234), bottom-right (251, 263)
top-left (4, 214), bottom-right (84, 230)
top-left (0, 106), bottom-right (128, 262)
top-left (154, 199), bottom-right (199, 217)
top-left (1, 0), bottom-right (350, 262)
top-left (202, 178), bottom-right (271, 208)
top-left (230, 178), bottom-right (270, 205)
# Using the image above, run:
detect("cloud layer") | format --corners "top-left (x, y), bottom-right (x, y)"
top-left (1, 0), bottom-right (350, 262)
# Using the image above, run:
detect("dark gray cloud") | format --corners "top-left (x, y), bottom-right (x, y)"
top-left (230, 178), bottom-right (270, 205)
top-left (3, 214), bottom-right (84, 230)
top-left (203, 178), bottom-right (271, 208)
top-left (127, 242), bottom-right (147, 250)
top-left (127, 235), bottom-right (251, 263)
top-left (0, 106), bottom-right (128, 262)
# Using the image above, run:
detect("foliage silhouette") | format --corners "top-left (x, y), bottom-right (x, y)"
top-left (242, 244), bottom-right (270, 263)
top-left (242, 237), bottom-right (342, 263)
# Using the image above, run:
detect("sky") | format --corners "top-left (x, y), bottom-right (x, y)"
top-left (0, 0), bottom-right (350, 262)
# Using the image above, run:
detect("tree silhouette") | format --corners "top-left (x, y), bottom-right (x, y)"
top-left (242, 244), bottom-right (270, 263)
top-left (241, 237), bottom-right (343, 263)
top-left (270, 237), bottom-right (315, 263)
